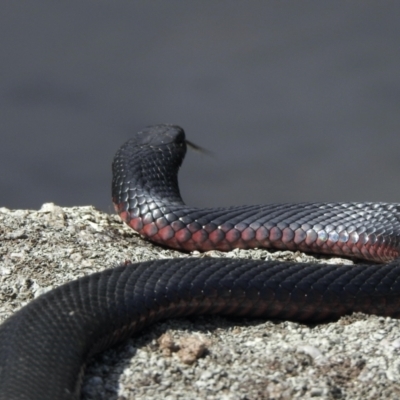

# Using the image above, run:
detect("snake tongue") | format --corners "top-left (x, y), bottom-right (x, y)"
top-left (186, 139), bottom-right (213, 156)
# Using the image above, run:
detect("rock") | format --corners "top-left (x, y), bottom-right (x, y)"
top-left (1, 205), bottom-right (399, 399)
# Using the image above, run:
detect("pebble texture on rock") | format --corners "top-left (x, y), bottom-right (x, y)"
top-left (1, 204), bottom-right (400, 399)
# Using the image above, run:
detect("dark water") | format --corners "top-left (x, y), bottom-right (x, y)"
top-left (1, 1), bottom-right (400, 213)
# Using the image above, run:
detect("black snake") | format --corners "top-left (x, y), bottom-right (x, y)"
top-left (1, 124), bottom-right (400, 399)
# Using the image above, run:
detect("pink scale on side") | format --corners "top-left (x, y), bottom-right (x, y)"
top-left (129, 218), bottom-right (143, 232)
top-left (158, 225), bottom-right (175, 241)
top-left (255, 226), bottom-right (269, 242)
top-left (226, 229), bottom-right (241, 243)
top-left (192, 229), bottom-right (208, 243)
top-left (143, 222), bottom-right (158, 237)
top-left (241, 227), bottom-right (255, 241)
top-left (175, 228), bottom-right (192, 243)
top-left (269, 227), bottom-right (282, 242)
top-left (281, 228), bottom-right (295, 244)
top-left (209, 229), bottom-right (225, 244)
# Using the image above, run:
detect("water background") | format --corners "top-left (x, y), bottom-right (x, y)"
top-left (1, 2), bottom-right (400, 213)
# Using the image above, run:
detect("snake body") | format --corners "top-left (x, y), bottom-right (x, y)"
top-left (1, 124), bottom-right (400, 399)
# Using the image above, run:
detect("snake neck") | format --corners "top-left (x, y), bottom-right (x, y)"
top-left (112, 133), bottom-right (186, 211)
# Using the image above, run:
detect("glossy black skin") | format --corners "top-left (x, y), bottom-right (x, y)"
top-left (2, 124), bottom-right (400, 399)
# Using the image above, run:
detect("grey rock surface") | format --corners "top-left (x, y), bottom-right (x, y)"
top-left (1, 204), bottom-right (400, 399)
